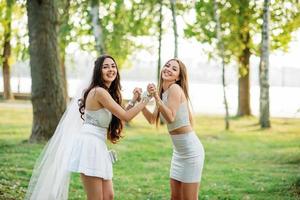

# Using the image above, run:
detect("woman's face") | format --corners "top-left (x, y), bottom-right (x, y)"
top-left (161, 60), bottom-right (180, 82)
top-left (101, 58), bottom-right (117, 85)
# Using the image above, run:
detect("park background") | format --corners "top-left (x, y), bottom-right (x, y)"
top-left (0, 0), bottom-right (300, 199)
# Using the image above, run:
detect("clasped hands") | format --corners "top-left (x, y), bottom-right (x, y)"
top-left (131, 83), bottom-right (159, 104)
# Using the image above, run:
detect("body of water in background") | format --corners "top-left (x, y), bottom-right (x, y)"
top-left (2, 77), bottom-right (300, 118)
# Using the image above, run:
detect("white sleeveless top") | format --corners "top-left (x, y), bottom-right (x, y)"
top-left (160, 90), bottom-right (190, 131)
top-left (84, 108), bottom-right (112, 128)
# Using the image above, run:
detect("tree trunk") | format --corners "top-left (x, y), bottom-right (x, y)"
top-left (157, 1), bottom-right (163, 82)
top-left (58, 0), bottom-right (70, 103)
top-left (213, 0), bottom-right (229, 130)
top-left (27, 0), bottom-right (67, 142)
top-left (259, 0), bottom-right (271, 128)
top-left (237, 32), bottom-right (251, 116)
top-left (170, 0), bottom-right (178, 57)
top-left (60, 52), bottom-right (68, 102)
top-left (2, 0), bottom-right (14, 100)
top-left (222, 55), bottom-right (230, 129)
top-left (90, 0), bottom-right (105, 55)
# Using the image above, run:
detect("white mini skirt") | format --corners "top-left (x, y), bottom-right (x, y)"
top-left (170, 131), bottom-right (205, 183)
top-left (68, 124), bottom-right (113, 180)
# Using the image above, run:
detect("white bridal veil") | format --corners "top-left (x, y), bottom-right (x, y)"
top-left (24, 69), bottom-right (93, 200)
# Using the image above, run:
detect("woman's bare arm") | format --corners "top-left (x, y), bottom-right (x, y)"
top-left (142, 106), bottom-right (158, 124)
top-left (95, 87), bottom-right (148, 122)
top-left (153, 84), bottom-right (182, 123)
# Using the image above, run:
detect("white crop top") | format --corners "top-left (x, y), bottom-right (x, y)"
top-left (160, 90), bottom-right (190, 131)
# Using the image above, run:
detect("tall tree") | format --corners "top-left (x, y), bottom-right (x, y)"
top-left (157, 1), bottom-right (163, 82)
top-left (259, 0), bottom-right (271, 128)
top-left (170, 0), bottom-right (178, 57)
top-left (58, 0), bottom-right (71, 102)
top-left (213, 0), bottom-right (229, 130)
top-left (185, 0), bottom-right (300, 116)
top-left (90, 0), bottom-right (105, 55)
top-left (1, 0), bottom-right (14, 100)
top-left (1, 0), bottom-right (29, 98)
top-left (27, 0), bottom-right (67, 141)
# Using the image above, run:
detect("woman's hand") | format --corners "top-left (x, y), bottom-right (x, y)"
top-left (132, 87), bottom-right (142, 102)
top-left (147, 83), bottom-right (159, 100)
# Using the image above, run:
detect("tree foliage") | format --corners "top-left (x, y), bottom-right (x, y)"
top-left (185, 0), bottom-right (300, 63)
top-left (0, 0), bottom-right (28, 66)
top-left (63, 0), bottom-right (156, 66)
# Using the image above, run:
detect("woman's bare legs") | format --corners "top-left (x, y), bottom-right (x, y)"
top-left (80, 173), bottom-right (103, 200)
top-left (182, 182), bottom-right (199, 200)
top-left (102, 179), bottom-right (114, 200)
top-left (170, 178), bottom-right (200, 200)
top-left (170, 178), bottom-right (183, 200)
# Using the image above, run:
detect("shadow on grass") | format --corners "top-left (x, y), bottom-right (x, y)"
top-left (229, 115), bottom-right (254, 120)
top-left (249, 127), bottom-right (272, 132)
top-left (243, 122), bottom-right (260, 127)
top-left (291, 177), bottom-right (300, 196)
top-left (285, 158), bottom-right (300, 165)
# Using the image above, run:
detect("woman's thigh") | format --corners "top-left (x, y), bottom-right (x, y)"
top-left (102, 179), bottom-right (114, 200)
top-left (80, 173), bottom-right (103, 200)
top-left (182, 182), bottom-right (199, 200)
top-left (170, 178), bottom-right (183, 200)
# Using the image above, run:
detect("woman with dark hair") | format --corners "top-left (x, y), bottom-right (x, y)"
top-left (141, 58), bottom-right (205, 200)
top-left (68, 55), bottom-right (149, 200)
top-left (25, 55), bottom-right (149, 200)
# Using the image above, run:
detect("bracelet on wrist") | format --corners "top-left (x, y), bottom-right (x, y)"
top-left (141, 91), bottom-right (152, 103)
top-left (128, 100), bottom-right (136, 107)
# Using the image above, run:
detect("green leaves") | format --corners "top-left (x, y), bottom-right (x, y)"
top-left (185, 0), bottom-right (300, 62)
top-left (0, 0), bottom-right (28, 65)
top-left (57, 0), bottom-right (158, 66)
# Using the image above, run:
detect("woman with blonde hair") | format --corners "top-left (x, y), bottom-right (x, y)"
top-left (142, 58), bottom-right (205, 199)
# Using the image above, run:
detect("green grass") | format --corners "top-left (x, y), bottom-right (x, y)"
top-left (0, 104), bottom-right (300, 200)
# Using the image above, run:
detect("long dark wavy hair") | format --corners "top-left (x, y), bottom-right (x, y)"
top-left (78, 55), bottom-right (123, 144)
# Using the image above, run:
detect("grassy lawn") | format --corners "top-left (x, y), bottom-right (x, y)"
top-left (0, 103), bottom-right (300, 200)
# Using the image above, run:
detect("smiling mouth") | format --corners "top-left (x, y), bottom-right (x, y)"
top-left (163, 71), bottom-right (172, 76)
top-left (106, 73), bottom-right (116, 78)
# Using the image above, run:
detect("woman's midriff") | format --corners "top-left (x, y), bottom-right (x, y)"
top-left (169, 125), bottom-right (193, 135)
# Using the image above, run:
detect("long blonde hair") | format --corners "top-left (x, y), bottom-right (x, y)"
top-left (155, 58), bottom-right (193, 126)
